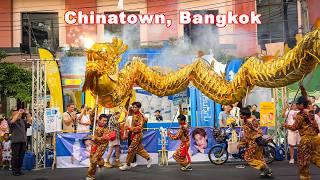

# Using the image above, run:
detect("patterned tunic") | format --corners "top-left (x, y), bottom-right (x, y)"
top-left (285, 110), bottom-right (320, 180)
top-left (125, 112), bottom-right (150, 165)
top-left (87, 126), bottom-right (109, 178)
top-left (242, 118), bottom-right (266, 170)
top-left (168, 124), bottom-right (190, 167)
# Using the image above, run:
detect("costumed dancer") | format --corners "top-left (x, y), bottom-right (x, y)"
top-left (119, 102), bottom-right (152, 170)
top-left (238, 107), bottom-right (272, 177)
top-left (167, 114), bottom-right (192, 171)
top-left (283, 85), bottom-right (320, 180)
top-left (86, 114), bottom-right (110, 180)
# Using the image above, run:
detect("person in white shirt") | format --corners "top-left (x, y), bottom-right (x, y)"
top-left (282, 101), bottom-right (300, 164)
top-left (231, 102), bottom-right (240, 126)
top-left (315, 108), bottom-right (320, 134)
top-left (77, 105), bottom-right (91, 132)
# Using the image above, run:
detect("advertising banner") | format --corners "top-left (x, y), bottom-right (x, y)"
top-left (45, 108), bottom-right (62, 133)
top-left (260, 102), bottom-right (276, 127)
top-left (56, 130), bottom-right (158, 168)
top-left (39, 48), bottom-right (64, 114)
top-left (167, 127), bottom-right (268, 162)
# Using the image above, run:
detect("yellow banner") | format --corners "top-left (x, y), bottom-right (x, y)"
top-left (38, 48), bottom-right (64, 114)
top-left (65, 79), bottom-right (82, 85)
top-left (259, 102), bottom-right (276, 127)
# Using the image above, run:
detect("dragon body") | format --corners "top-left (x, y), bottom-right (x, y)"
top-left (83, 28), bottom-right (320, 107)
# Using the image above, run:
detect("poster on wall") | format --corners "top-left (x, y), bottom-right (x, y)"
top-left (168, 127), bottom-right (216, 162)
top-left (45, 108), bottom-right (62, 133)
top-left (135, 88), bottom-right (188, 122)
top-left (56, 131), bottom-right (158, 168)
top-left (259, 102), bottom-right (276, 127)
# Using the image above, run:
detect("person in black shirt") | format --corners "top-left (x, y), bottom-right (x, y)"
top-left (154, 110), bottom-right (163, 121)
top-left (8, 109), bottom-right (32, 176)
top-left (251, 104), bottom-right (261, 119)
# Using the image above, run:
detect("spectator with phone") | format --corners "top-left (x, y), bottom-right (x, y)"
top-left (63, 103), bottom-right (78, 132)
top-left (8, 109), bottom-right (32, 176)
top-left (77, 105), bottom-right (91, 132)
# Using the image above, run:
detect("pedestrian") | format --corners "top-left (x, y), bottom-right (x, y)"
top-left (86, 114), bottom-right (110, 180)
top-left (63, 103), bottom-right (78, 132)
top-left (251, 104), bottom-right (261, 119)
top-left (218, 105), bottom-right (236, 127)
top-left (8, 109), bottom-right (32, 176)
top-left (283, 95), bottom-right (320, 180)
top-left (119, 102), bottom-right (152, 171)
top-left (124, 107), bottom-right (138, 167)
top-left (105, 112), bottom-right (121, 168)
top-left (77, 105), bottom-right (91, 132)
top-left (168, 114), bottom-right (192, 171)
top-left (282, 101), bottom-right (300, 164)
top-left (0, 114), bottom-right (9, 167)
top-left (154, 110), bottom-right (163, 121)
top-left (238, 107), bottom-right (272, 177)
top-left (2, 133), bottom-right (12, 170)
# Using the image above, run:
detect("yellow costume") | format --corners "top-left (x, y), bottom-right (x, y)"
top-left (125, 112), bottom-right (150, 165)
top-left (284, 111), bottom-right (320, 180)
top-left (87, 126), bottom-right (109, 179)
top-left (242, 118), bottom-right (267, 170)
top-left (168, 123), bottom-right (191, 168)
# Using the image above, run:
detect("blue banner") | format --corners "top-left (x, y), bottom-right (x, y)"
top-left (56, 130), bottom-right (158, 168)
top-left (196, 89), bottom-right (215, 127)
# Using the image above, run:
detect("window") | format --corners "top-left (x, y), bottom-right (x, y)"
top-left (257, 0), bottom-right (298, 50)
top-left (183, 10), bottom-right (219, 51)
top-left (22, 12), bottom-right (59, 51)
top-left (104, 12), bottom-right (140, 49)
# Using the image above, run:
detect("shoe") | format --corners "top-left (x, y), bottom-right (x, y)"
top-left (119, 164), bottom-right (131, 171)
top-left (130, 162), bottom-right (138, 168)
top-left (104, 161), bottom-right (113, 168)
top-left (12, 172), bottom-right (21, 176)
top-left (114, 159), bottom-right (121, 167)
top-left (180, 166), bottom-right (192, 171)
top-left (147, 158), bottom-right (152, 168)
top-left (260, 167), bottom-right (272, 177)
top-left (86, 176), bottom-right (95, 180)
top-left (289, 159), bottom-right (294, 164)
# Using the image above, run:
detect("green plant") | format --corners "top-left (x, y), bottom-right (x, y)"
top-left (0, 62), bottom-right (32, 102)
top-left (0, 50), bottom-right (7, 61)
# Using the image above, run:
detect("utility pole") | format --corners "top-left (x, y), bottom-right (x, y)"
top-left (28, 14), bottom-right (32, 58)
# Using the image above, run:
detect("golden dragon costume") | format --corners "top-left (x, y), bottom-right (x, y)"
top-left (83, 28), bottom-right (320, 108)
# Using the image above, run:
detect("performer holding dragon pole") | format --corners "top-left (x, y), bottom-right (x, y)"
top-left (119, 102), bottom-right (152, 171)
top-left (167, 114), bottom-right (192, 171)
top-left (283, 84), bottom-right (320, 180)
top-left (238, 107), bottom-right (272, 177)
top-left (86, 114), bottom-right (110, 180)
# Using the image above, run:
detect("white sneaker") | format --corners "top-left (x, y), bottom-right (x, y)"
top-left (147, 158), bottom-right (152, 168)
top-left (130, 162), bottom-right (138, 167)
top-left (119, 164), bottom-right (131, 171)
top-left (289, 159), bottom-right (294, 164)
top-left (86, 177), bottom-right (95, 180)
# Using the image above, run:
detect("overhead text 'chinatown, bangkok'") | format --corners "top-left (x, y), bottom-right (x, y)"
top-left (64, 11), bottom-right (262, 28)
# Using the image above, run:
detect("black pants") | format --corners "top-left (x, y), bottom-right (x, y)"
top-left (127, 132), bottom-right (136, 163)
top-left (11, 142), bottom-right (26, 174)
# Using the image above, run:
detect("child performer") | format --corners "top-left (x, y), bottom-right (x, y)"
top-left (238, 107), bottom-right (272, 177)
top-left (119, 102), bottom-right (152, 171)
top-left (86, 114), bottom-right (110, 180)
top-left (2, 133), bottom-right (11, 170)
top-left (168, 114), bottom-right (192, 171)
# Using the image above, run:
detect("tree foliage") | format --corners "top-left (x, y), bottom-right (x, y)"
top-left (0, 62), bottom-right (32, 102)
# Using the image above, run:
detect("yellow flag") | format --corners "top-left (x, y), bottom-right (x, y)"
top-left (38, 48), bottom-right (64, 114)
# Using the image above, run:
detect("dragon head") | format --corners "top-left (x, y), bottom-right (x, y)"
top-left (82, 37), bottom-right (128, 92)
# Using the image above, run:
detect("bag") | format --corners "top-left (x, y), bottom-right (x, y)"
top-left (107, 130), bottom-right (116, 141)
top-left (227, 141), bottom-right (239, 154)
top-left (107, 117), bottom-right (116, 141)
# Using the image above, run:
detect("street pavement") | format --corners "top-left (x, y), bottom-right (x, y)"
top-left (0, 161), bottom-right (319, 180)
